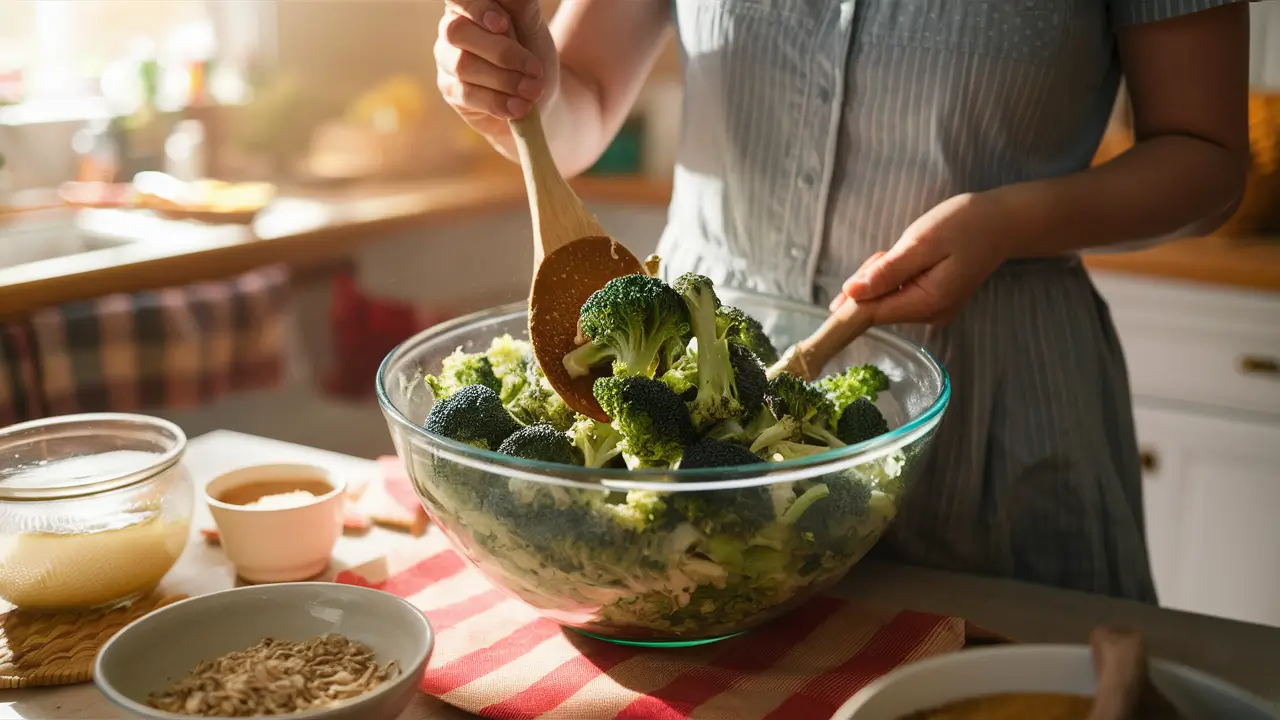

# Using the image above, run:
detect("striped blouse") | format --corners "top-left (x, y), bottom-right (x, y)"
top-left (655, 0), bottom-right (1244, 601)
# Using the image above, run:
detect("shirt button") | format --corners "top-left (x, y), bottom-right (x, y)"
top-left (789, 246), bottom-right (806, 260)
top-left (800, 169), bottom-right (817, 187)
top-left (817, 86), bottom-right (832, 104)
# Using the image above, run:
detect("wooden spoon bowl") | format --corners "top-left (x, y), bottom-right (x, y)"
top-left (530, 236), bottom-right (642, 422)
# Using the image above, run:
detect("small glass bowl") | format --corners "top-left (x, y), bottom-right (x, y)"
top-left (0, 413), bottom-right (194, 611)
top-left (377, 289), bottom-right (950, 646)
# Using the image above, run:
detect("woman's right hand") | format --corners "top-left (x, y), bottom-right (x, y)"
top-left (435, 0), bottom-right (560, 142)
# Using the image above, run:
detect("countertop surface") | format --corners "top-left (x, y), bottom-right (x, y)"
top-left (1, 168), bottom-right (1278, 318)
top-left (14, 431), bottom-right (1280, 720)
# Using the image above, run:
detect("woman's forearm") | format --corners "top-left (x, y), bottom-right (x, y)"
top-left (993, 134), bottom-right (1248, 259)
top-left (994, 4), bottom-right (1249, 259)
top-left (487, 0), bottom-right (672, 178)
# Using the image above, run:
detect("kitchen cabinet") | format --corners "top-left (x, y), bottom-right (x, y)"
top-left (1091, 271), bottom-right (1280, 629)
top-left (1135, 403), bottom-right (1280, 627)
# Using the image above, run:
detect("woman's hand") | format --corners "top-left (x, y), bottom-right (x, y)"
top-left (435, 0), bottom-right (560, 138)
top-left (829, 192), bottom-right (1017, 327)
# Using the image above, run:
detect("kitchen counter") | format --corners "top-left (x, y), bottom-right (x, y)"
top-left (2, 169), bottom-right (1277, 318)
top-left (15, 430), bottom-right (1280, 720)
top-left (0, 171), bottom-right (668, 318)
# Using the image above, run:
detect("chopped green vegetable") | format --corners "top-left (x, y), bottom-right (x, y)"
top-left (413, 272), bottom-right (913, 640)
top-left (423, 384), bottom-right (519, 451)
top-left (498, 423), bottom-right (584, 465)
top-left (424, 347), bottom-right (500, 400)
top-left (836, 396), bottom-right (889, 445)
top-left (563, 274), bottom-right (690, 379)
top-left (594, 375), bottom-right (695, 468)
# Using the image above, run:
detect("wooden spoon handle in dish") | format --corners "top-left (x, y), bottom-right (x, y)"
top-left (767, 297), bottom-right (875, 381)
top-left (1088, 626), bottom-right (1183, 720)
top-left (506, 86), bottom-right (606, 267)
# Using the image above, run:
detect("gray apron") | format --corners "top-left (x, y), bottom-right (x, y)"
top-left (654, 0), bottom-right (1233, 602)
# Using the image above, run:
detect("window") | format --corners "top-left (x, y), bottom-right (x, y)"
top-left (0, 0), bottom-right (265, 121)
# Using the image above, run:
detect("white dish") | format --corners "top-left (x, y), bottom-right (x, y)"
top-left (205, 463), bottom-right (345, 583)
top-left (95, 582), bottom-right (433, 720)
top-left (833, 645), bottom-right (1277, 720)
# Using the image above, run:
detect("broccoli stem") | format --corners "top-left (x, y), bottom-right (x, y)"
top-left (563, 341), bottom-right (614, 378)
top-left (803, 424), bottom-right (846, 449)
top-left (780, 483), bottom-right (830, 525)
top-left (684, 286), bottom-right (736, 427)
top-left (749, 416), bottom-right (799, 454)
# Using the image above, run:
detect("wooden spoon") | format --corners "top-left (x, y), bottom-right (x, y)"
top-left (1088, 626), bottom-right (1183, 720)
top-left (767, 297), bottom-right (875, 381)
top-left (509, 83), bottom-right (642, 423)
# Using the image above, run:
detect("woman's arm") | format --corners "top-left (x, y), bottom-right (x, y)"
top-left (996, 3), bottom-right (1251, 258)
top-left (503, 0), bottom-right (673, 177)
top-left (838, 3), bottom-right (1251, 326)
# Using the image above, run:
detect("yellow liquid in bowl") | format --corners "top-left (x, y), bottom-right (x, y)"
top-left (0, 514), bottom-right (189, 610)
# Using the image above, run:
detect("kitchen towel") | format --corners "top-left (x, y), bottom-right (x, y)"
top-left (0, 264), bottom-right (290, 425)
top-left (336, 529), bottom-right (967, 720)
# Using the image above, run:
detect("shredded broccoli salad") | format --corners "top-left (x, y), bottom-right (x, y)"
top-left (415, 272), bottom-right (917, 639)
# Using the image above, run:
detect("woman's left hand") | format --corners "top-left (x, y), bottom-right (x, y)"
top-left (829, 191), bottom-right (1020, 326)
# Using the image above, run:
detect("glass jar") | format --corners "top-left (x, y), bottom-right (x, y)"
top-left (0, 414), bottom-right (194, 611)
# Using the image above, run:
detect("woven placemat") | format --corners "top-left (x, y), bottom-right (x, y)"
top-left (0, 591), bottom-right (187, 689)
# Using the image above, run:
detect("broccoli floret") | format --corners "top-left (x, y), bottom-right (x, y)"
top-left (673, 273), bottom-right (745, 429)
top-left (717, 305), bottom-right (779, 365)
top-left (762, 373), bottom-right (844, 448)
top-left (671, 439), bottom-right (773, 533)
top-left (497, 423), bottom-right (584, 465)
top-left (593, 375), bottom-right (695, 468)
top-left (485, 334), bottom-right (531, 379)
top-left (423, 384), bottom-right (520, 450)
top-left (504, 361), bottom-right (577, 431)
top-left (482, 483), bottom-right (666, 572)
top-left (563, 274), bottom-right (690, 379)
top-left (818, 364), bottom-right (890, 417)
top-left (791, 475), bottom-right (874, 544)
top-left (679, 437), bottom-right (766, 469)
top-left (658, 337), bottom-right (698, 397)
top-left (836, 396), bottom-right (889, 445)
top-left (424, 348), bottom-right (501, 400)
top-left (568, 415), bottom-right (626, 468)
top-left (672, 488), bottom-right (776, 537)
top-left (729, 342), bottom-right (767, 416)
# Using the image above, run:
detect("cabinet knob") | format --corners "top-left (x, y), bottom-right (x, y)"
top-left (1139, 448), bottom-right (1159, 474)
top-left (1238, 355), bottom-right (1279, 377)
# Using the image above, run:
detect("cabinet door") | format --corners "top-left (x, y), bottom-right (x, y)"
top-left (1135, 404), bottom-right (1280, 628)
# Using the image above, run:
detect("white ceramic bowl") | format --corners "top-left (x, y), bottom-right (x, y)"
top-left (833, 645), bottom-right (1278, 720)
top-left (95, 583), bottom-right (433, 720)
top-left (205, 463), bottom-right (346, 583)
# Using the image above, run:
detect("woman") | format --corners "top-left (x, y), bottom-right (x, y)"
top-left (433, 0), bottom-right (1250, 601)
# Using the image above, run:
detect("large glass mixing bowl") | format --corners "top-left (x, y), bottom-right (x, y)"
top-left (376, 289), bottom-right (950, 646)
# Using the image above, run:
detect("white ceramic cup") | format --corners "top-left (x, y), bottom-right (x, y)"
top-left (204, 463), bottom-right (345, 584)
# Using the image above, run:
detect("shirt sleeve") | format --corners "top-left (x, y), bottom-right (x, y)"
top-left (1109, 0), bottom-right (1252, 28)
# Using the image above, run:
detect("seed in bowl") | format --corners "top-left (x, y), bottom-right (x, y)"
top-left (146, 633), bottom-right (400, 716)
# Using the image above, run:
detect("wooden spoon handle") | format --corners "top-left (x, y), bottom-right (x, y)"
top-left (505, 40), bottom-right (604, 265)
top-left (773, 298), bottom-right (875, 381)
top-left (1088, 626), bottom-right (1148, 720)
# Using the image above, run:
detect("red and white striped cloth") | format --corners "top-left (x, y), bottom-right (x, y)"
top-left (336, 530), bottom-right (968, 719)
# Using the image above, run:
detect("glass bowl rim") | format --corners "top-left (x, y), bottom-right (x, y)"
top-left (375, 291), bottom-right (951, 493)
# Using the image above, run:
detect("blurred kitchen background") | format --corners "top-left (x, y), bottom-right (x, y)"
top-left (0, 2), bottom-right (1278, 630)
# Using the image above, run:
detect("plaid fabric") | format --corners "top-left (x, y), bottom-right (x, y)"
top-left (323, 271), bottom-right (453, 398)
top-left (337, 530), bottom-right (968, 719)
top-left (0, 264), bottom-right (290, 425)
